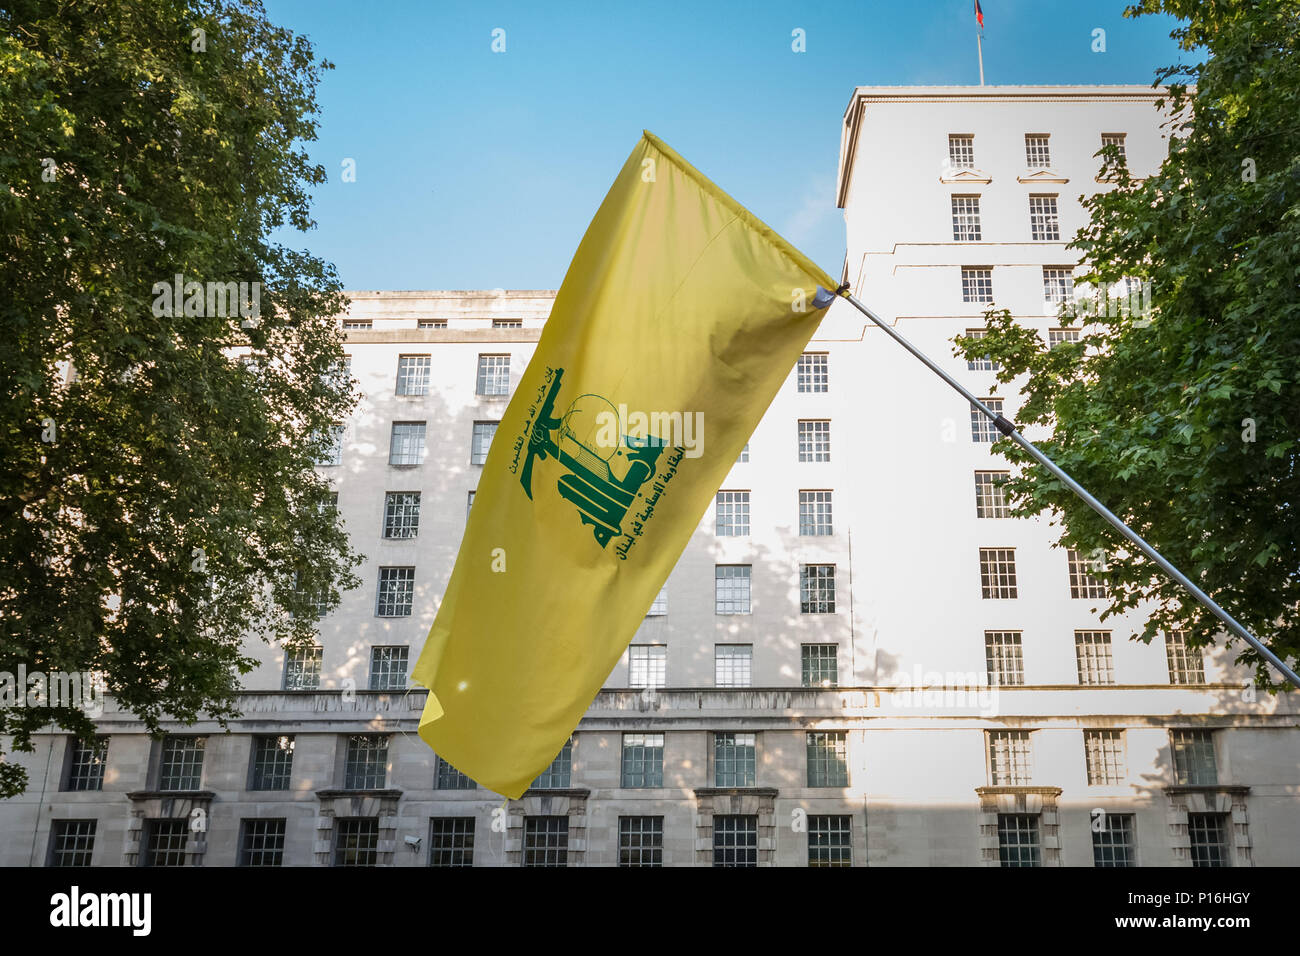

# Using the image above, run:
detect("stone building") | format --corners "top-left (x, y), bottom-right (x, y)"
top-left (4, 87), bottom-right (1297, 867)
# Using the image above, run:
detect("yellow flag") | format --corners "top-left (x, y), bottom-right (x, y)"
top-left (412, 131), bottom-right (836, 798)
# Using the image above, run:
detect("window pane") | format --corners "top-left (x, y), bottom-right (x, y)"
top-left (796, 352), bottom-right (828, 392)
top-left (344, 735), bottom-right (388, 790)
top-left (429, 817), bottom-right (475, 867)
top-left (369, 645), bottom-right (410, 689)
top-left (388, 421), bottom-right (427, 465)
top-left (715, 490), bottom-right (750, 536)
top-left (798, 490), bottom-right (833, 535)
top-left (801, 645), bottom-right (838, 687)
top-left (49, 821), bottom-right (96, 866)
top-left (382, 491), bottom-right (421, 539)
top-left (476, 354), bottom-right (510, 396)
top-left (239, 819), bottom-right (286, 866)
top-left (250, 735), bottom-right (295, 791)
top-left (395, 354), bottom-right (431, 395)
top-left (618, 816), bottom-right (663, 867)
top-left (714, 645), bottom-right (752, 688)
top-left (715, 565), bottom-right (751, 614)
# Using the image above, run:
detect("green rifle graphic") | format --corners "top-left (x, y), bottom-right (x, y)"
top-left (519, 369), bottom-right (666, 548)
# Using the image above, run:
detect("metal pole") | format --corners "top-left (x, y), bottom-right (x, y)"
top-left (838, 289), bottom-right (1300, 690)
top-left (977, 32), bottom-right (985, 86)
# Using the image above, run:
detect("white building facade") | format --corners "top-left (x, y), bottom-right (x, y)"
top-left (3, 87), bottom-right (1297, 867)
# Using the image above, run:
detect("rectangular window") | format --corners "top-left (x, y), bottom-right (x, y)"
top-left (714, 645), bottom-right (753, 688)
top-left (292, 570), bottom-right (329, 620)
top-left (417, 319), bottom-right (446, 329)
top-left (1075, 631), bottom-right (1115, 685)
top-left (979, 548), bottom-right (1018, 599)
top-left (382, 491), bottom-right (421, 539)
top-left (807, 731), bottom-right (849, 787)
top-left (436, 757), bottom-right (476, 790)
top-left (1084, 730), bottom-right (1126, 785)
top-left (985, 631), bottom-right (1024, 686)
top-left (1068, 549), bottom-right (1109, 598)
top-left (628, 644), bottom-right (667, 688)
top-left (239, 819), bottom-right (286, 867)
top-left (343, 735), bottom-right (388, 790)
top-left (715, 490), bottom-right (750, 536)
top-left (647, 586), bottom-right (667, 616)
top-left (998, 813), bottom-right (1041, 867)
top-left (341, 319), bottom-right (371, 330)
top-left (962, 268), bottom-right (993, 303)
top-left (1043, 267), bottom-right (1074, 304)
top-left (471, 421), bottom-right (498, 465)
top-left (375, 567), bottom-right (415, 617)
top-left (737, 443), bottom-right (749, 463)
top-left (801, 644), bottom-right (838, 687)
top-left (800, 564), bottom-right (836, 613)
top-left (1188, 812), bottom-right (1230, 867)
top-left (714, 732), bottom-right (756, 787)
top-left (523, 816), bottom-right (568, 867)
top-left (964, 329), bottom-right (1000, 372)
top-left (799, 490), bottom-right (833, 535)
top-left (951, 195), bottom-right (982, 241)
top-left (798, 420), bottom-right (831, 461)
top-left (334, 818), bottom-right (379, 866)
top-left (988, 730), bottom-right (1032, 785)
top-left (618, 816), bottom-right (664, 867)
top-left (713, 815), bottom-right (758, 867)
top-left (466, 490), bottom-right (475, 517)
top-left (1092, 813), bottom-right (1136, 867)
top-left (796, 352), bottom-right (829, 392)
top-left (531, 738), bottom-right (572, 789)
top-left (1101, 132), bottom-right (1127, 163)
top-left (1171, 730), bottom-right (1217, 786)
top-left (429, 818), bottom-right (474, 867)
top-left (1048, 328), bottom-right (1080, 348)
top-left (142, 819), bottom-right (189, 867)
top-left (283, 645), bottom-right (322, 690)
top-left (715, 565), bottom-right (752, 614)
top-left (250, 735), bottom-right (295, 791)
top-left (621, 733), bottom-right (664, 788)
top-left (492, 318), bottom-right (522, 329)
top-left (158, 737), bottom-right (204, 791)
top-left (948, 134), bottom-right (974, 170)
top-left (1029, 194), bottom-right (1060, 241)
top-left (49, 821), bottom-right (96, 867)
top-left (1166, 631), bottom-right (1206, 685)
top-left (388, 421), bottom-right (426, 466)
top-left (808, 815), bottom-right (852, 867)
top-left (970, 398), bottom-right (1003, 443)
top-left (1024, 134), bottom-right (1051, 168)
top-left (64, 736), bottom-right (107, 792)
top-left (974, 471), bottom-right (1010, 518)
top-left (395, 354), bottom-right (431, 396)
top-left (316, 425), bottom-right (343, 466)
top-left (369, 645), bottom-right (409, 690)
top-left (476, 354), bottom-right (510, 396)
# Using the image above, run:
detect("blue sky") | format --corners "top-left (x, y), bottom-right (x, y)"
top-left (263, 0), bottom-right (1189, 290)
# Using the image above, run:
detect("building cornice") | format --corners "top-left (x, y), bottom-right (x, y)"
top-left (837, 84), bottom-right (1176, 209)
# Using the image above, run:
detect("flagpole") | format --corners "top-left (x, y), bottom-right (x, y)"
top-left (834, 288), bottom-right (1300, 690)
top-left (977, 31), bottom-right (985, 86)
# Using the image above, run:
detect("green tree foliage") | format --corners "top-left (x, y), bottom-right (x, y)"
top-left (0, 0), bottom-right (361, 796)
top-left (954, 0), bottom-right (1300, 689)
